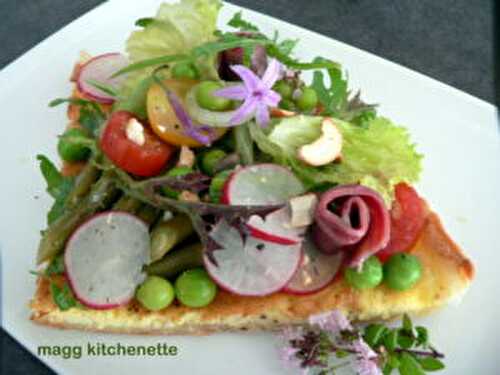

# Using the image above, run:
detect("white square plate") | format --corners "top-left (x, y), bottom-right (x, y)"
top-left (1, 1), bottom-right (498, 374)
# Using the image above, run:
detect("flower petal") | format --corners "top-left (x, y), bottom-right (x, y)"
top-left (261, 58), bottom-right (283, 88)
top-left (230, 64), bottom-right (261, 91)
top-left (255, 103), bottom-right (270, 127)
top-left (166, 89), bottom-right (211, 145)
top-left (229, 96), bottom-right (258, 125)
top-left (214, 85), bottom-right (248, 101)
top-left (264, 89), bottom-right (281, 107)
top-left (308, 310), bottom-right (352, 332)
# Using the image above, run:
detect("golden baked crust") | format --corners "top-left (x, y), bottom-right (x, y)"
top-left (30, 211), bottom-right (474, 334)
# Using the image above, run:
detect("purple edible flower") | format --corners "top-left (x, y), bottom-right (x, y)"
top-left (352, 339), bottom-right (382, 375)
top-left (166, 88), bottom-right (214, 145)
top-left (308, 310), bottom-right (352, 333)
top-left (214, 58), bottom-right (283, 127)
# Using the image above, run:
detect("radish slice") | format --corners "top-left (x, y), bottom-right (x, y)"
top-left (203, 220), bottom-right (302, 296)
top-left (223, 163), bottom-right (305, 244)
top-left (223, 163), bottom-right (305, 206)
top-left (64, 211), bottom-right (150, 309)
top-left (77, 53), bottom-right (128, 104)
top-left (283, 235), bottom-right (343, 295)
top-left (247, 207), bottom-right (305, 245)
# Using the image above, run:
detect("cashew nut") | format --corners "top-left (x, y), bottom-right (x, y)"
top-left (297, 118), bottom-right (342, 166)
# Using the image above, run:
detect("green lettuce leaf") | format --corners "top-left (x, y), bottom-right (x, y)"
top-left (127, 0), bottom-right (221, 62)
top-left (117, 0), bottom-right (221, 103)
top-left (250, 116), bottom-right (422, 203)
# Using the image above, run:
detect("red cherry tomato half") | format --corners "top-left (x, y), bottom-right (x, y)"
top-left (377, 183), bottom-right (427, 262)
top-left (100, 111), bottom-right (174, 177)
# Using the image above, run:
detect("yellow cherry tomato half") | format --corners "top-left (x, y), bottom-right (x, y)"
top-left (147, 79), bottom-right (227, 148)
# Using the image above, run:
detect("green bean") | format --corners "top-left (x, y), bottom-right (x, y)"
top-left (36, 175), bottom-right (119, 264)
top-left (136, 204), bottom-right (161, 226)
top-left (112, 196), bottom-right (142, 213)
top-left (145, 243), bottom-right (203, 279)
top-left (65, 163), bottom-right (100, 208)
top-left (150, 215), bottom-right (194, 262)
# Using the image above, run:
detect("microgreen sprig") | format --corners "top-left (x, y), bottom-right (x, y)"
top-left (280, 311), bottom-right (445, 375)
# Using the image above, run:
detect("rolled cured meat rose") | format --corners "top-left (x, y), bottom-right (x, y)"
top-left (312, 184), bottom-right (390, 268)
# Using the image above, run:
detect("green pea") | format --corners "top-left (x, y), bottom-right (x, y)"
top-left (195, 81), bottom-right (232, 111)
top-left (57, 128), bottom-right (91, 162)
top-left (384, 253), bottom-right (422, 291)
top-left (161, 166), bottom-right (192, 199)
top-left (279, 99), bottom-right (296, 111)
top-left (171, 62), bottom-right (199, 80)
top-left (273, 80), bottom-right (293, 100)
top-left (175, 268), bottom-right (217, 308)
top-left (136, 276), bottom-right (175, 311)
top-left (209, 169), bottom-right (232, 203)
top-left (295, 87), bottom-right (318, 111)
top-left (344, 256), bottom-right (383, 290)
top-left (200, 149), bottom-right (227, 176)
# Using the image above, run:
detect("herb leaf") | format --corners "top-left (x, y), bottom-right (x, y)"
top-left (135, 17), bottom-right (154, 28)
top-left (417, 357), bottom-right (445, 371)
top-left (47, 179), bottom-right (74, 224)
top-left (399, 353), bottom-right (426, 375)
top-left (85, 79), bottom-right (118, 97)
top-left (415, 326), bottom-right (429, 347)
top-left (383, 329), bottom-right (399, 352)
top-left (37, 155), bottom-right (75, 224)
top-left (311, 58), bottom-right (347, 114)
top-left (50, 282), bottom-right (77, 311)
top-left (364, 323), bottom-right (388, 348)
top-left (37, 155), bottom-right (64, 198)
top-left (111, 54), bottom-right (191, 77)
top-left (79, 105), bottom-right (106, 137)
top-left (227, 11), bottom-right (259, 32)
top-left (49, 97), bottom-right (106, 137)
top-left (45, 254), bottom-right (65, 276)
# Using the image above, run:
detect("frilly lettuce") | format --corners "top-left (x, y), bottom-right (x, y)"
top-left (118, 0), bottom-right (221, 98)
top-left (127, 0), bottom-right (221, 62)
top-left (250, 116), bottom-right (422, 203)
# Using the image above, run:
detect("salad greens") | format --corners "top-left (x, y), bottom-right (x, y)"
top-left (118, 0), bottom-right (222, 99)
top-left (49, 97), bottom-right (106, 137)
top-left (37, 155), bottom-right (75, 224)
top-left (250, 116), bottom-right (422, 203)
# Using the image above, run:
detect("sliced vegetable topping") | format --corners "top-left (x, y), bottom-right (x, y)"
top-left (283, 235), bottom-right (343, 295)
top-left (203, 220), bottom-right (302, 296)
top-left (100, 111), bottom-right (174, 177)
top-left (222, 163), bottom-right (304, 205)
top-left (77, 53), bottom-right (128, 104)
top-left (247, 207), bottom-right (305, 245)
top-left (64, 211), bottom-right (150, 309)
top-left (313, 184), bottom-right (390, 268)
top-left (377, 183), bottom-right (427, 262)
top-left (147, 79), bottom-right (227, 147)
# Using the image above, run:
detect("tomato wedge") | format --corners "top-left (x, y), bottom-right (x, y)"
top-left (147, 79), bottom-right (227, 147)
top-left (100, 111), bottom-right (174, 177)
top-left (377, 183), bottom-right (427, 262)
